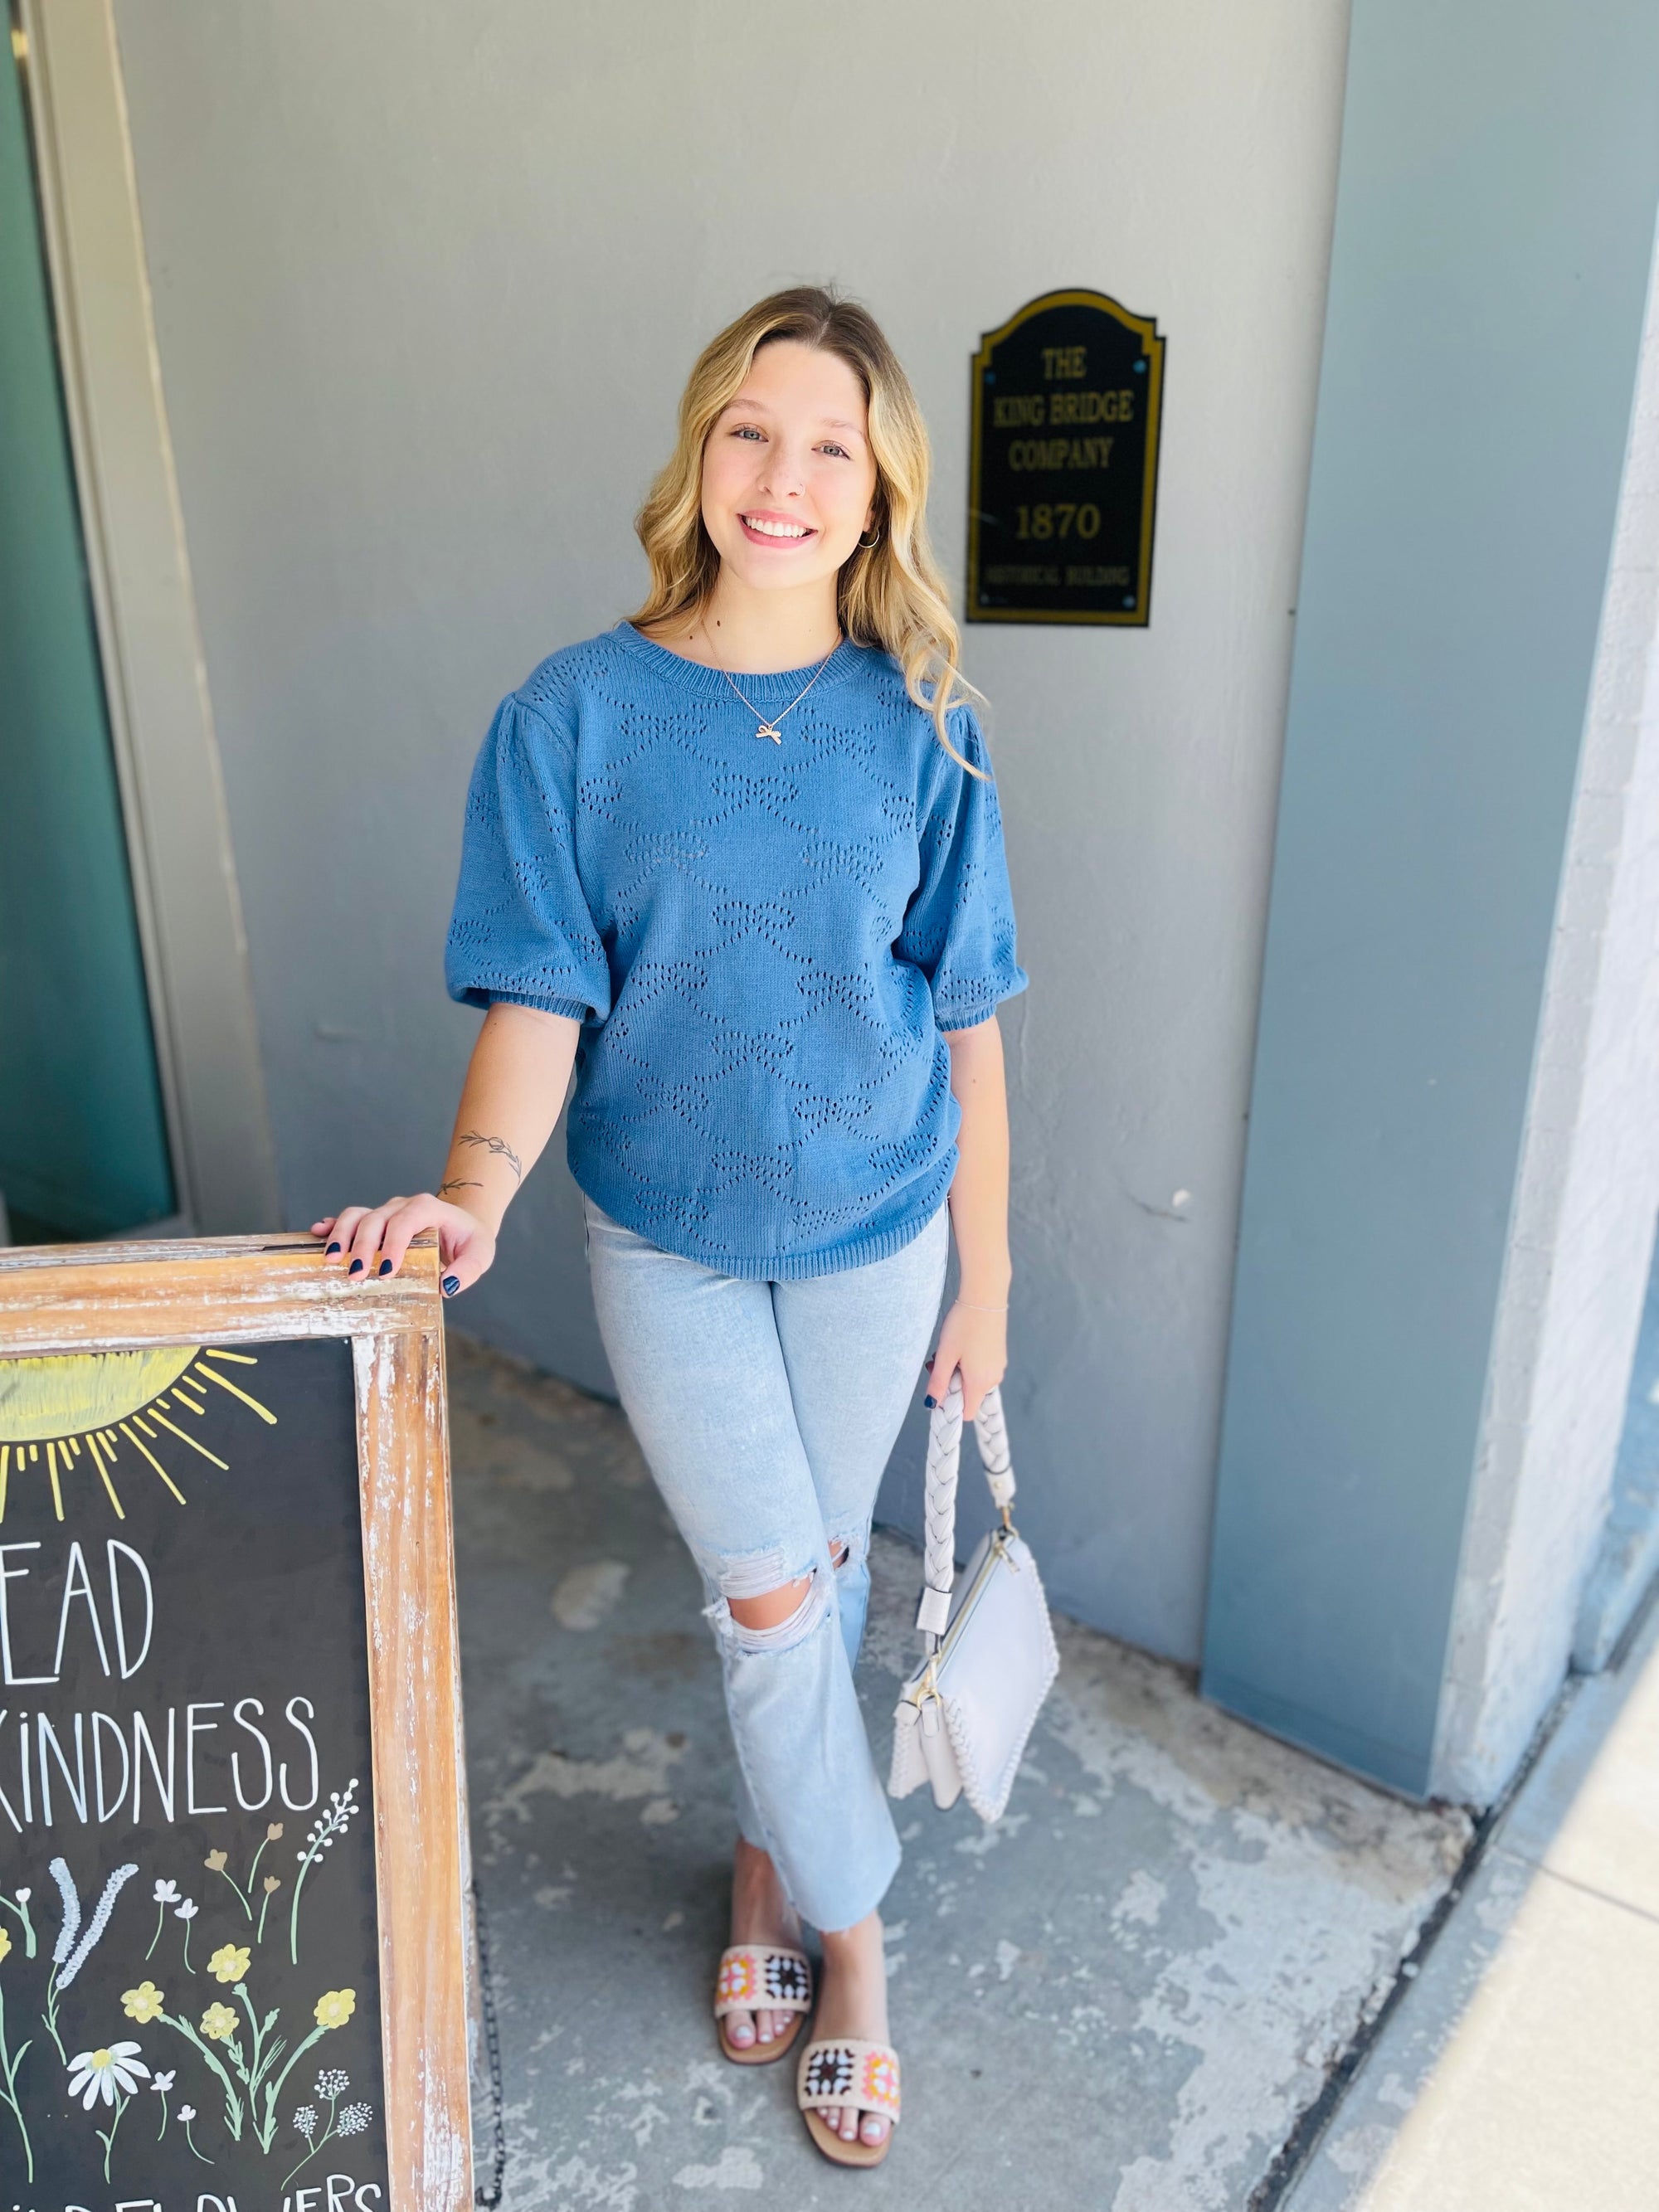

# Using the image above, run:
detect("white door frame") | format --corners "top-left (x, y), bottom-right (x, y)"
top-left (17, 0), bottom-right (279, 1233)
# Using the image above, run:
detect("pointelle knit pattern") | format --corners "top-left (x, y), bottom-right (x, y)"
top-left (445, 621), bottom-right (1026, 1279)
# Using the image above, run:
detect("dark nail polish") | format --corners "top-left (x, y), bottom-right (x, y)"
top-left (348, 1259), bottom-right (363, 1276)
top-left (923, 1394), bottom-right (937, 1409)
top-left (377, 1259), bottom-right (392, 1276)
top-left (442, 1274), bottom-right (460, 1297)
top-left (325, 1242), bottom-right (341, 1257)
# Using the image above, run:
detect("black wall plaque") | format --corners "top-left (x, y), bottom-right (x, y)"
top-left (0, 1337), bottom-right (391, 2206)
top-left (967, 289), bottom-right (1165, 626)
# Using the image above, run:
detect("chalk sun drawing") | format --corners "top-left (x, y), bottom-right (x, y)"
top-left (0, 1346), bottom-right (277, 1524)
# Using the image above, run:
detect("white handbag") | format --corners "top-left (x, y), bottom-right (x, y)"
top-left (888, 1376), bottom-right (1059, 1823)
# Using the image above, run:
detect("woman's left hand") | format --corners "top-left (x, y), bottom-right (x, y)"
top-left (927, 1298), bottom-right (1008, 1420)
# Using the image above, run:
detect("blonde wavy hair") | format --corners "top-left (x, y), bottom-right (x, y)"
top-left (630, 286), bottom-right (983, 771)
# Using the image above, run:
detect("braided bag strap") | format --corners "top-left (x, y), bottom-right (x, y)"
top-left (914, 1378), bottom-right (1017, 1648)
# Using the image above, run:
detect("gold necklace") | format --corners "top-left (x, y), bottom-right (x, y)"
top-left (707, 631), bottom-right (843, 743)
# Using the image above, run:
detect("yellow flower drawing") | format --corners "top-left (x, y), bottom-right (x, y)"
top-left (199, 2002), bottom-right (238, 2042)
top-left (314, 1988), bottom-right (357, 2030)
top-left (121, 1980), bottom-right (165, 2022)
top-left (0, 1926), bottom-right (11, 1963)
top-left (207, 1943), bottom-right (251, 1985)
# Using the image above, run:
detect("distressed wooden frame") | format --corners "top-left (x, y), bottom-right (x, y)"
top-left (0, 1232), bottom-right (472, 2211)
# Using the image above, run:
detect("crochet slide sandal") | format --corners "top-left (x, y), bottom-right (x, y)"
top-left (713, 1944), bottom-right (814, 2065)
top-left (796, 2037), bottom-right (902, 2167)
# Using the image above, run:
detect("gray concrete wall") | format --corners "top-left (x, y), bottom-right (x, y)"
top-left (109, 0), bottom-right (1351, 1657)
top-left (1433, 222), bottom-right (1659, 1801)
top-left (1202, 0), bottom-right (1659, 1797)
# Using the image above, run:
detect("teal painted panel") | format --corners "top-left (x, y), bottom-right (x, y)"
top-left (0, 50), bottom-right (174, 1238)
top-left (1202, 0), bottom-right (1659, 1791)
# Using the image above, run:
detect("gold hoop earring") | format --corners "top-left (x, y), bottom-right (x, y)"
top-left (858, 527), bottom-right (881, 550)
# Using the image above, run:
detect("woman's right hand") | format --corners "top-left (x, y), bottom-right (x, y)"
top-left (309, 1195), bottom-right (498, 1298)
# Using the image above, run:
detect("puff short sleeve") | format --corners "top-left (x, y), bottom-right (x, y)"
top-left (896, 707), bottom-right (1027, 1031)
top-left (444, 691), bottom-right (611, 1023)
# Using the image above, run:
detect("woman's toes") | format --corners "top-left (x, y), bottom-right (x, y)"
top-left (754, 2008), bottom-right (775, 2044)
top-left (840, 2107), bottom-right (861, 2142)
top-left (861, 2113), bottom-right (889, 2147)
top-left (726, 2009), bottom-right (755, 2048)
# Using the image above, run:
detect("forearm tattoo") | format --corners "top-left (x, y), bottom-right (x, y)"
top-left (457, 1130), bottom-right (523, 1183)
top-left (436, 1178), bottom-right (484, 1198)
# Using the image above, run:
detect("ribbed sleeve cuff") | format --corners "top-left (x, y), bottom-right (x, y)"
top-left (485, 988), bottom-right (592, 1021)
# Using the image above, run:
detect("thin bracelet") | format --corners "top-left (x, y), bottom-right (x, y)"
top-left (956, 1299), bottom-right (1010, 1313)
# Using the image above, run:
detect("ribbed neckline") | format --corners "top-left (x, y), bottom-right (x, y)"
top-left (611, 620), bottom-right (868, 702)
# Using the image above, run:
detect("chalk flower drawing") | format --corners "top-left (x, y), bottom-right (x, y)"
top-left (281, 2063), bottom-right (372, 2186)
top-left (68, 2036), bottom-right (148, 2181)
top-left (0, 1887), bottom-right (37, 1960)
top-left (54, 1860), bottom-right (138, 1990)
top-left (67, 2040), bottom-right (150, 2111)
top-left (314, 1988), bottom-right (357, 2030)
top-left (0, 1923), bottom-right (33, 2183)
top-left (178, 2098), bottom-right (214, 2164)
top-left (43, 1858), bottom-right (139, 2061)
top-left (122, 1980), bottom-right (165, 2022)
top-left (289, 1781), bottom-right (361, 1963)
top-left (147, 1879), bottom-right (179, 1960)
top-left (240, 1821), bottom-right (286, 1923)
top-left (207, 1943), bottom-right (251, 1985)
top-left (199, 2003), bottom-right (238, 2043)
top-left (175, 1895), bottom-right (200, 1973)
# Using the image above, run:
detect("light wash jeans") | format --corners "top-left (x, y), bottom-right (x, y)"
top-left (585, 1198), bottom-right (949, 1932)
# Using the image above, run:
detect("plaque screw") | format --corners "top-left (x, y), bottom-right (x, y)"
top-left (1123, 597), bottom-right (1136, 608)
top-left (1134, 359), bottom-right (1146, 372)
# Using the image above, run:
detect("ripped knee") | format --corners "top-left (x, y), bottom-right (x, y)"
top-left (727, 1574), bottom-right (815, 1635)
top-left (703, 1545), bottom-right (831, 1655)
top-left (830, 1526), bottom-right (867, 1577)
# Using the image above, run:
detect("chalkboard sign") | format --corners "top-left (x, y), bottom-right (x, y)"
top-left (966, 289), bottom-right (1165, 626)
top-left (0, 1237), bottom-right (469, 2212)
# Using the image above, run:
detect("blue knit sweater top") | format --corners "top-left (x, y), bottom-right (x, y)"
top-left (445, 622), bottom-right (1026, 1280)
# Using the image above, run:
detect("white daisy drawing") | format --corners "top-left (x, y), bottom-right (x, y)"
top-left (66, 2041), bottom-right (151, 2110)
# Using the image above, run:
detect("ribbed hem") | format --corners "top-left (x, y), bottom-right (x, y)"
top-left (482, 987), bottom-right (593, 1021)
top-left (574, 1151), bottom-right (955, 1283)
top-left (608, 620), bottom-right (873, 707)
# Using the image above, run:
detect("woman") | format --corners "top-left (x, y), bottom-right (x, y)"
top-left (314, 287), bottom-right (1024, 2170)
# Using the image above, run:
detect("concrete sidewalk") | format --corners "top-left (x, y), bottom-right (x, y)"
top-left (450, 1335), bottom-right (1471, 2212)
top-left (1282, 1588), bottom-right (1659, 2212)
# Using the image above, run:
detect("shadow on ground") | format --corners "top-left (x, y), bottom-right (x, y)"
top-left (449, 1335), bottom-right (1469, 2212)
